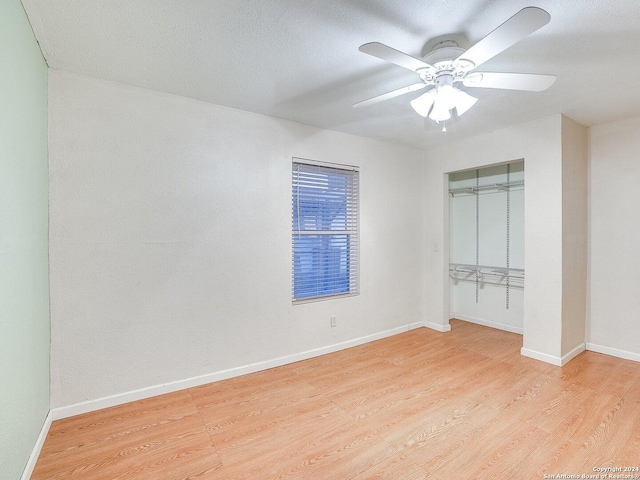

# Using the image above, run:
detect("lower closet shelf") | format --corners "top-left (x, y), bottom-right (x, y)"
top-left (449, 263), bottom-right (524, 289)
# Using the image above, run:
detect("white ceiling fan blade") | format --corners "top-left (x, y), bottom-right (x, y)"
top-left (463, 72), bottom-right (556, 91)
top-left (456, 7), bottom-right (550, 71)
top-left (359, 42), bottom-right (436, 73)
top-left (353, 83), bottom-right (427, 108)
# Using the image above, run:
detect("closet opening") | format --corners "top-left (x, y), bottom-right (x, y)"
top-left (447, 160), bottom-right (525, 336)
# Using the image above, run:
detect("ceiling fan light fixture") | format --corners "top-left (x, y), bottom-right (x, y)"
top-left (428, 97), bottom-right (452, 122)
top-left (453, 89), bottom-right (478, 116)
top-left (413, 83), bottom-right (477, 123)
top-left (410, 89), bottom-right (436, 117)
top-left (435, 83), bottom-right (458, 111)
top-left (356, 7), bottom-right (555, 131)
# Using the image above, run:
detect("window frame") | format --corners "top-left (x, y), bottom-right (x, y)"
top-left (291, 158), bottom-right (360, 304)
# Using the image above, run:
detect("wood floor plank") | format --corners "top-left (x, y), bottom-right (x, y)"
top-left (303, 358), bottom-right (404, 398)
top-left (40, 390), bottom-right (198, 456)
top-left (349, 453), bottom-right (437, 480)
top-left (219, 416), bottom-right (395, 480)
top-left (553, 392), bottom-right (625, 443)
top-left (556, 351), bottom-right (640, 396)
top-left (356, 383), bottom-right (481, 443)
top-left (32, 321), bottom-right (640, 479)
top-left (423, 421), bottom-right (549, 479)
top-left (382, 398), bottom-right (496, 466)
top-left (503, 427), bottom-right (580, 478)
top-left (34, 392), bottom-right (201, 467)
top-left (521, 382), bottom-right (595, 433)
top-left (574, 377), bottom-right (640, 465)
top-left (35, 434), bottom-right (227, 480)
top-left (32, 391), bottom-right (227, 480)
top-left (204, 391), bottom-right (340, 448)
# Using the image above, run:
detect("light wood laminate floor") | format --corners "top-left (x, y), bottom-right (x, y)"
top-left (33, 320), bottom-right (640, 479)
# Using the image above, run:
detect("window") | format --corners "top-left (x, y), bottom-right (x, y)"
top-left (292, 159), bottom-right (359, 302)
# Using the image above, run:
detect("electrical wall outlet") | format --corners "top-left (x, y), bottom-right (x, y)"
top-left (330, 315), bottom-right (337, 327)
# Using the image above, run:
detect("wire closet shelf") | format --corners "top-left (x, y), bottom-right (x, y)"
top-left (449, 263), bottom-right (524, 289)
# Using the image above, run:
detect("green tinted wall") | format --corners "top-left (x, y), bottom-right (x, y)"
top-left (0, 1), bottom-right (50, 478)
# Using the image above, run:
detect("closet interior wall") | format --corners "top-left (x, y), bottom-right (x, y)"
top-left (449, 161), bottom-right (524, 334)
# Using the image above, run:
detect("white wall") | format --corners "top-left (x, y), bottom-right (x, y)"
top-left (424, 115), bottom-right (565, 361)
top-left (588, 115), bottom-right (640, 360)
top-left (561, 117), bottom-right (588, 356)
top-left (0, 1), bottom-right (50, 478)
top-left (48, 70), bottom-right (426, 409)
top-left (449, 162), bottom-right (524, 333)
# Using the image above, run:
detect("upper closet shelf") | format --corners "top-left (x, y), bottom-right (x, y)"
top-left (449, 179), bottom-right (524, 196)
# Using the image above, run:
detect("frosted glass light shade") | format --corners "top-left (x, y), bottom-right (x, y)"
top-left (429, 97), bottom-right (451, 122)
top-left (453, 89), bottom-right (478, 116)
top-left (410, 83), bottom-right (477, 123)
top-left (410, 89), bottom-right (436, 117)
top-left (436, 84), bottom-right (458, 111)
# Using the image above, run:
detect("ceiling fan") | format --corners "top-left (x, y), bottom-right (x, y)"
top-left (354, 7), bottom-right (556, 130)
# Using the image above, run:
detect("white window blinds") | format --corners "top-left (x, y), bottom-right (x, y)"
top-left (292, 160), bottom-right (359, 302)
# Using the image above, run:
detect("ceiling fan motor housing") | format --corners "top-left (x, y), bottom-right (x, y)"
top-left (418, 42), bottom-right (474, 84)
top-left (423, 41), bottom-right (465, 64)
top-left (435, 73), bottom-right (454, 90)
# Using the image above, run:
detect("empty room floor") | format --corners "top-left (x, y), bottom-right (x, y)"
top-left (33, 320), bottom-right (640, 479)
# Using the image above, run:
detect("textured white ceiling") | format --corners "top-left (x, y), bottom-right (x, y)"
top-left (22, 0), bottom-right (640, 148)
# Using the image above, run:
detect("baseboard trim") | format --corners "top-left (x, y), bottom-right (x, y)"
top-left (21, 409), bottom-right (52, 480)
top-left (450, 313), bottom-right (523, 335)
top-left (586, 343), bottom-right (640, 363)
top-left (520, 344), bottom-right (585, 367)
top-left (561, 343), bottom-right (586, 366)
top-left (407, 321), bottom-right (424, 331)
top-left (51, 322), bottom-right (422, 420)
top-left (521, 347), bottom-right (562, 366)
top-left (424, 321), bottom-right (451, 332)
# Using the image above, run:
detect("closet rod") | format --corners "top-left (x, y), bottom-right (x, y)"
top-left (449, 179), bottom-right (524, 196)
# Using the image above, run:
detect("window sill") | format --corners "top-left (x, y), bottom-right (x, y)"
top-left (292, 292), bottom-right (359, 305)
